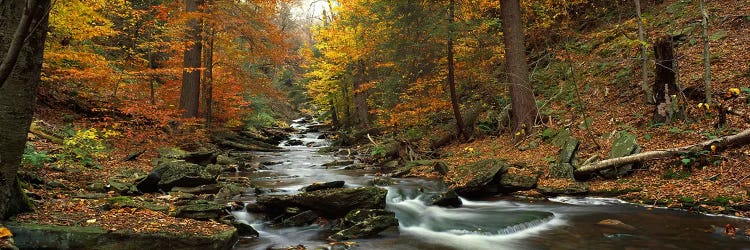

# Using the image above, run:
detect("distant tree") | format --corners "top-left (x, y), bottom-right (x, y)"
top-left (179, 0), bottom-right (203, 118)
top-left (634, 0), bottom-right (654, 104)
top-left (1, 0), bottom-right (51, 219)
top-left (501, 0), bottom-right (538, 138)
top-left (447, 0), bottom-right (466, 139)
top-left (698, 0), bottom-right (712, 105)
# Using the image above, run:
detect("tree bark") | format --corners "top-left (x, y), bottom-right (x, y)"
top-left (501, 0), bottom-right (538, 138)
top-left (354, 58), bottom-right (370, 129)
top-left (634, 0), bottom-right (654, 104)
top-left (653, 36), bottom-right (678, 123)
top-left (179, 0), bottom-right (203, 118)
top-left (0, 0), bottom-right (37, 88)
top-left (575, 128), bottom-right (750, 174)
top-left (699, 0), bottom-right (712, 105)
top-left (0, 0), bottom-right (50, 220)
top-left (447, 0), bottom-right (466, 140)
top-left (202, 29), bottom-right (214, 129)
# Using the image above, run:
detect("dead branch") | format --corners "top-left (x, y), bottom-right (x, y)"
top-left (575, 128), bottom-right (750, 174)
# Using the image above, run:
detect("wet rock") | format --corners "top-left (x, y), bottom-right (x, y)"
top-left (285, 139), bottom-right (304, 146)
top-left (256, 187), bottom-right (388, 218)
top-left (329, 209), bottom-right (398, 241)
top-left (216, 155), bottom-right (237, 165)
top-left (172, 200), bottom-right (224, 220)
top-left (499, 167), bottom-right (539, 192)
top-left (599, 131), bottom-right (641, 179)
top-left (452, 159), bottom-right (510, 197)
top-left (430, 190), bottom-right (462, 208)
top-left (369, 177), bottom-right (396, 186)
top-left (215, 183), bottom-right (248, 201)
top-left (282, 210), bottom-right (320, 227)
top-left (300, 181), bottom-right (345, 192)
top-left (596, 219), bottom-right (636, 231)
top-left (232, 221), bottom-right (259, 237)
top-left (322, 160), bottom-right (355, 168)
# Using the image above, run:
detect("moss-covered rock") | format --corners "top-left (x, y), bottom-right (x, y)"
top-left (256, 187), bottom-right (387, 218)
top-left (171, 200), bottom-right (224, 220)
top-left (452, 159), bottom-right (509, 197)
top-left (328, 209), bottom-right (398, 241)
top-left (537, 181), bottom-right (589, 196)
top-left (6, 222), bottom-right (237, 250)
top-left (499, 167), bottom-right (539, 192)
top-left (156, 161), bottom-right (218, 191)
top-left (600, 131), bottom-right (641, 179)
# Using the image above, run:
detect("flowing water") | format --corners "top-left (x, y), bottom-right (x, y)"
top-left (231, 119), bottom-right (750, 250)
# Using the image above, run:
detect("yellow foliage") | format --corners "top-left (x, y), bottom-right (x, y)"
top-left (0, 227), bottom-right (12, 238)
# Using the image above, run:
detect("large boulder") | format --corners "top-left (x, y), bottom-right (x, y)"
top-left (599, 131), bottom-right (641, 178)
top-left (430, 190), bottom-right (462, 208)
top-left (300, 181), bottom-right (345, 192)
top-left (499, 166), bottom-right (539, 192)
top-left (452, 159), bottom-right (509, 197)
top-left (256, 187), bottom-right (387, 218)
top-left (329, 209), bottom-right (399, 241)
top-left (155, 161), bottom-right (218, 192)
top-left (281, 210), bottom-right (320, 227)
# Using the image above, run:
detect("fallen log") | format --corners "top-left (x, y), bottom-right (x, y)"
top-left (575, 128), bottom-right (750, 174)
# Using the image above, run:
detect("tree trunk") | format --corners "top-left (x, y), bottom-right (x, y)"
top-left (447, 0), bottom-right (466, 140)
top-left (699, 0), bottom-right (712, 105)
top-left (179, 0), bottom-right (203, 118)
top-left (329, 98), bottom-right (339, 129)
top-left (575, 128), bottom-right (750, 174)
top-left (501, 0), bottom-right (538, 139)
top-left (653, 36), bottom-right (678, 123)
top-left (203, 29), bottom-right (214, 129)
top-left (634, 0), bottom-right (654, 104)
top-left (0, 0), bottom-right (50, 220)
top-left (354, 59), bottom-right (370, 129)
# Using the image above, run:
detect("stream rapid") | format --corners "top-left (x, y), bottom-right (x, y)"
top-left (230, 119), bottom-right (750, 250)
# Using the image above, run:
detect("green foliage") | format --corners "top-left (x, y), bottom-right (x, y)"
top-left (22, 143), bottom-right (54, 168)
top-left (370, 145), bottom-right (386, 158)
top-left (677, 196), bottom-right (695, 204)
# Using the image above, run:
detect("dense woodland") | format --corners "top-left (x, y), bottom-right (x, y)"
top-left (1, 0), bottom-right (750, 248)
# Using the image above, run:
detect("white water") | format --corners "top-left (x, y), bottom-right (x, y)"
top-left (232, 119), bottom-right (750, 250)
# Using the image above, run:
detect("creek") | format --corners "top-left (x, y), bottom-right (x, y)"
top-left (230, 119), bottom-right (750, 250)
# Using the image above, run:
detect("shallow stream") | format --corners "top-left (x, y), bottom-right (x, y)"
top-left (231, 120), bottom-right (750, 250)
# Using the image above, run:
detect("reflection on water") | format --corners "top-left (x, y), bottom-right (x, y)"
top-left (232, 120), bottom-right (750, 250)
